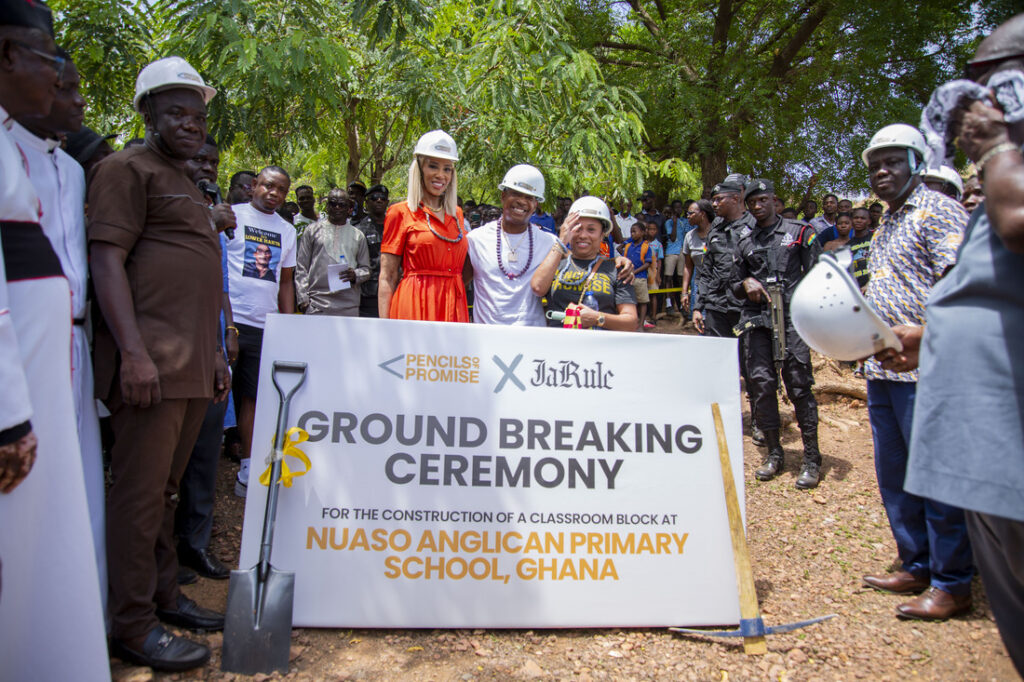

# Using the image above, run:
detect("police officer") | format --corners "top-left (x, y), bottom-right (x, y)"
top-left (692, 174), bottom-right (753, 337)
top-left (732, 179), bottom-right (823, 489)
top-left (693, 173), bottom-right (761, 441)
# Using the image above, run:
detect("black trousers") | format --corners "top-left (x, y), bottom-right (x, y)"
top-left (967, 510), bottom-right (1024, 676)
top-left (744, 325), bottom-right (818, 449)
top-left (703, 308), bottom-right (752, 409)
top-left (175, 397), bottom-right (228, 553)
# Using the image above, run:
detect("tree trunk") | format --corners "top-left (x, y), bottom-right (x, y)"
top-left (700, 147), bottom-right (727, 198)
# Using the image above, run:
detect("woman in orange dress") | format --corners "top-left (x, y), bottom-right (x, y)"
top-left (378, 130), bottom-right (468, 321)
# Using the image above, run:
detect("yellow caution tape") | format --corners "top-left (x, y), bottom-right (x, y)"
top-left (259, 427), bottom-right (312, 487)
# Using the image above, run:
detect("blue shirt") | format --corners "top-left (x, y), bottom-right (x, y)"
top-left (531, 212), bottom-right (556, 235)
top-left (664, 217), bottom-right (691, 255)
top-left (625, 240), bottom-right (652, 279)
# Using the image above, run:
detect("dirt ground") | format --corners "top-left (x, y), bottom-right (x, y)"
top-left (111, 317), bottom-right (1019, 681)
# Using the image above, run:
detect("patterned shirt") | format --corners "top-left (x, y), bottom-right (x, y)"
top-left (862, 183), bottom-right (967, 382)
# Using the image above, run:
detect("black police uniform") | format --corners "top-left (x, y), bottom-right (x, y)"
top-left (732, 212), bottom-right (822, 480)
top-left (694, 211), bottom-right (754, 336)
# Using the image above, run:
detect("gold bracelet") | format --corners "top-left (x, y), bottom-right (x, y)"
top-left (977, 142), bottom-right (1019, 177)
top-left (225, 326), bottom-right (239, 335)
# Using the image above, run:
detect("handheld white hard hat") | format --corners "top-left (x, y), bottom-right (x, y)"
top-left (133, 56), bottom-right (216, 112)
top-left (861, 123), bottom-right (927, 169)
top-left (413, 129), bottom-right (459, 161)
top-left (922, 166), bottom-right (964, 199)
top-left (791, 249), bottom-right (903, 361)
top-left (498, 164), bottom-right (545, 201)
top-left (569, 196), bottom-right (613, 235)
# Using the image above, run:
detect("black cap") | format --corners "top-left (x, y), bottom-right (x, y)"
top-left (711, 177), bottom-right (744, 195)
top-left (348, 180), bottom-right (367, 192)
top-left (64, 126), bottom-right (116, 166)
top-left (0, 0), bottom-right (53, 34)
top-left (744, 178), bottom-right (774, 198)
top-left (366, 183), bottom-right (389, 198)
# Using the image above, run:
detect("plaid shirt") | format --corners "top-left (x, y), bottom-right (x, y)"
top-left (863, 183), bottom-right (967, 381)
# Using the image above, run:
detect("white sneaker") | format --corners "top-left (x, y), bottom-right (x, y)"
top-left (235, 458), bottom-right (250, 498)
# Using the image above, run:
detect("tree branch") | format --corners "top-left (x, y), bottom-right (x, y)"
top-left (768, 0), bottom-right (834, 79)
top-left (595, 39), bottom-right (666, 57)
top-left (595, 56), bottom-right (650, 69)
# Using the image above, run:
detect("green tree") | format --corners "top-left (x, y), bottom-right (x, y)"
top-left (574, 0), bottom-right (1010, 198)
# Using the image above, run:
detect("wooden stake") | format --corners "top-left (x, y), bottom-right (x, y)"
top-left (711, 402), bottom-right (767, 655)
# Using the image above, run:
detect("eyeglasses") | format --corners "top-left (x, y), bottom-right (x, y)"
top-left (326, 200), bottom-right (351, 208)
top-left (13, 41), bottom-right (65, 81)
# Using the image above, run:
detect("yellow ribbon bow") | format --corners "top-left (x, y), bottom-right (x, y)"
top-left (259, 427), bottom-right (312, 488)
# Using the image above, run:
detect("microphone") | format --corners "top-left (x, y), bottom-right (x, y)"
top-left (198, 179), bottom-right (234, 239)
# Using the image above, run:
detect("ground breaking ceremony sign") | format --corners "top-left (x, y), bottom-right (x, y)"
top-left (238, 314), bottom-right (745, 628)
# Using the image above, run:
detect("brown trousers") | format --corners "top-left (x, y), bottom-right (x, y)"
top-left (105, 384), bottom-right (209, 641)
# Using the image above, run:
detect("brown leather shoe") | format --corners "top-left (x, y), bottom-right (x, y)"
top-left (896, 586), bottom-right (972, 621)
top-left (863, 570), bottom-right (929, 594)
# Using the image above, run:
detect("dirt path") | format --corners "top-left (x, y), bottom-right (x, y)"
top-left (112, 318), bottom-right (1019, 681)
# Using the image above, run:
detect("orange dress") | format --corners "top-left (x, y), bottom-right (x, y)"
top-left (382, 202), bottom-right (469, 322)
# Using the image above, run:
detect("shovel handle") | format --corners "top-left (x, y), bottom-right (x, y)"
top-left (259, 361), bottom-right (308, 575)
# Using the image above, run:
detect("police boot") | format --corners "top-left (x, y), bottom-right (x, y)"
top-left (750, 420), bottom-right (766, 446)
top-left (795, 430), bottom-right (822, 490)
top-left (755, 430), bottom-right (784, 481)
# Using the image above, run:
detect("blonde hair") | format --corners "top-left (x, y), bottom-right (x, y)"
top-left (406, 156), bottom-right (459, 216)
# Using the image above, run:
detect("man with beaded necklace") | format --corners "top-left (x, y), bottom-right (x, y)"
top-left (465, 165), bottom-right (634, 326)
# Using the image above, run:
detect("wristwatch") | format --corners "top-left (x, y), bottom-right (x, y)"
top-left (597, 314), bottom-right (606, 328)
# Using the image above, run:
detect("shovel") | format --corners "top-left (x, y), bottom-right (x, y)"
top-left (222, 361), bottom-right (308, 674)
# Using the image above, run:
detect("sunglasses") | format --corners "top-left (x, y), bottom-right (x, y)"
top-left (367, 194), bottom-right (387, 201)
top-left (13, 41), bottom-right (65, 81)
top-left (326, 200), bottom-right (351, 208)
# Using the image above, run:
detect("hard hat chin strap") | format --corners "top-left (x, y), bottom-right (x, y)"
top-left (894, 148), bottom-right (923, 200)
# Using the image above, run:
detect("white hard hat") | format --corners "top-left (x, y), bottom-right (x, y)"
top-left (498, 164), bottom-right (545, 201)
top-left (569, 196), bottom-right (613, 235)
top-left (861, 123), bottom-right (927, 169)
top-left (413, 129), bottom-right (459, 161)
top-left (922, 166), bottom-right (964, 199)
top-left (791, 249), bottom-right (903, 361)
top-left (133, 56), bottom-right (216, 112)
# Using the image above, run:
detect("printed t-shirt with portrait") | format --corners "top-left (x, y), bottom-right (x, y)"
top-left (545, 256), bottom-right (635, 328)
top-left (227, 202), bottom-right (297, 328)
top-left (848, 232), bottom-right (871, 287)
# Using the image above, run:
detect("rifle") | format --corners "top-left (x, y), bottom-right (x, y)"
top-left (755, 246), bottom-right (786, 397)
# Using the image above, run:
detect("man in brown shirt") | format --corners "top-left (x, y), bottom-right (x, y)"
top-left (89, 57), bottom-right (229, 673)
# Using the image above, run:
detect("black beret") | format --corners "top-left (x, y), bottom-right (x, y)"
top-left (744, 178), bottom-right (774, 198)
top-left (0, 0), bottom-right (53, 34)
top-left (366, 183), bottom-right (389, 198)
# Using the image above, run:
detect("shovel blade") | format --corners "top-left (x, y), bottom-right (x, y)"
top-left (221, 566), bottom-right (295, 674)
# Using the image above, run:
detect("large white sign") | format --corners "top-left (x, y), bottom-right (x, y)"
top-left (239, 314), bottom-right (745, 628)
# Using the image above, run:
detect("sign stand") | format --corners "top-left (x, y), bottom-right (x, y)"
top-left (671, 403), bottom-right (836, 653)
